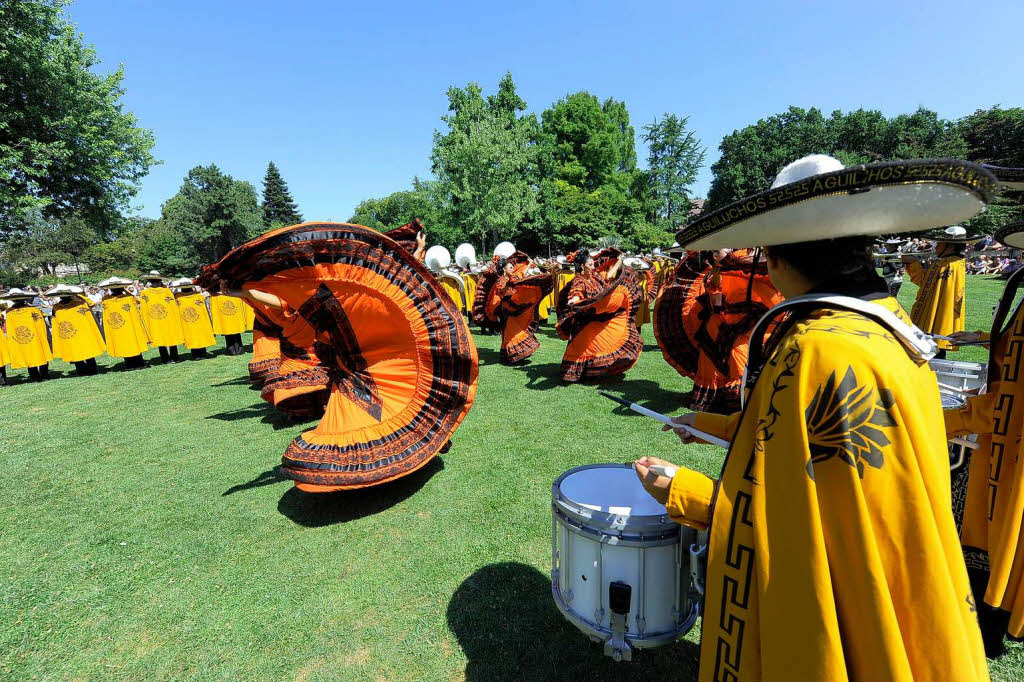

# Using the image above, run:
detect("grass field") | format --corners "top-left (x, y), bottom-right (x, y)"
top-left (2, 275), bottom-right (1023, 681)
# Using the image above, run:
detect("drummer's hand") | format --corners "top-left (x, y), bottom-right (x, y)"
top-left (662, 413), bottom-right (698, 444)
top-left (416, 231), bottom-right (427, 250)
top-left (949, 331), bottom-right (982, 344)
top-left (634, 456), bottom-right (674, 505)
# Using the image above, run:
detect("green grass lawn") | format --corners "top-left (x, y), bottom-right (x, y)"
top-left (2, 275), bottom-right (1023, 681)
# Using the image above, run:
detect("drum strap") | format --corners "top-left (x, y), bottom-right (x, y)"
top-left (742, 295), bottom-right (938, 408)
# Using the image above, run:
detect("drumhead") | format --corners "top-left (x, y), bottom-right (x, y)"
top-left (559, 464), bottom-right (667, 516)
top-left (940, 391), bottom-right (966, 410)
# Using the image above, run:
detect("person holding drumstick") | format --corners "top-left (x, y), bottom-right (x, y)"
top-left (636, 154), bottom-right (995, 681)
top-left (904, 225), bottom-right (973, 358)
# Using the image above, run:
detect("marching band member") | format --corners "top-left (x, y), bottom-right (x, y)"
top-left (904, 225), bottom-right (973, 357)
top-left (45, 285), bottom-right (105, 375)
top-left (99, 277), bottom-right (149, 370)
top-left (138, 271), bottom-right (185, 363)
top-left (943, 164), bottom-right (1024, 659)
top-left (1, 288), bottom-right (52, 381)
top-left (0, 309), bottom-right (10, 386)
top-left (208, 290), bottom-right (247, 356)
top-left (170, 278), bottom-right (217, 359)
top-left (557, 247), bottom-right (643, 382)
top-left (636, 155), bottom-right (995, 681)
top-left (495, 252), bottom-right (553, 364)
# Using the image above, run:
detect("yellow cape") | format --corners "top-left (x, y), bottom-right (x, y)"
top-left (51, 296), bottom-right (105, 362)
top-left (209, 294), bottom-right (246, 335)
top-left (138, 286), bottom-right (185, 347)
top-left (908, 256), bottom-right (965, 349)
top-left (668, 298), bottom-right (988, 681)
top-left (438, 275), bottom-right (468, 313)
top-left (101, 294), bottom-right (148, 358)
top-left (946, 284), bottom-right (1024, 637)
top-left (462, 273), bottom-right (478, 316)
top-left (0, 325), bottom-right (10, 367)
top-left (4, 306), bottom-right (52, 369)
top-left (243, 300), bottom-right (255, 331)
top-left (175, 292), bottom-right (216, 350)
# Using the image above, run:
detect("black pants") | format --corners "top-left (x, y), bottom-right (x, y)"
top-left (224, 333), bottom-right (244, 356)
top-left (0, 366), bottom-right (6, 386)
top-left (190, 348), bottom-right (208, 359)
top-left (73, 358), bottom-right (99, 376)
top-left (124, 354), bottom-right (146, 370)
top-left (969, 567), bottom-right (1011, 658)
top-left (158, 346), bottom-right (180, 363)
top-left (935, 349), bottom-right (948, 360)
top-left (27, 365), bottom-right (49, 382)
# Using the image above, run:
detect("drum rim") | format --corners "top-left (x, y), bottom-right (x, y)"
top-left (551, 581), bottom-right (699, 646)
top-left (552, 463), bottom-right (675, 533)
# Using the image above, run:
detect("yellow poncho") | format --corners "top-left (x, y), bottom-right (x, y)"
top-left (462, 273), bottom-right (478, 316)
top-left (138, 286), bottom-right (185, 347)
top-left (243, 300), bottom-right (255, 331)
top-left (51, 296), bottom-right (105, 363)
top-left (0, 324), bottom-right (10, 367)
top-left (4, 305), bottom-right (52, 369)
top-left (438, 275), bottom-right (468, 313)
top-left (102, 293), bottom-right (149, 358)
top-left (209, 294), bottom-right (246, 335)
top-left (667, 298), bottom-right (988, 681)
top-left (175, 292), bottom-right (216, 350)
top-left (907, 256), bottom-right (965, 350)
top-left (946, 280), bottom-right (1024, 637)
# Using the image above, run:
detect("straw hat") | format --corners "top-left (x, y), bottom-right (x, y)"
top-left (43, 284), bottom-right (85, 297)
top-left (1, 287), bottom-right (36, 300)
top-left (677, 155), bottom-right (998, 250)
top-left (98, 276), bottom-right (134, 288)
top-left (140, 270), bottom-right (165, 282)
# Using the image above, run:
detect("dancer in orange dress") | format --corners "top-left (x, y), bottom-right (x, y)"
top-left (247, 308), bottom-right (282, 387)
top-left (470, 256), bottom-right (502, 334)
top-left (654, 248), bottom-right (783, 413)
top-left (199, 221), bottom-right (478, 491)
top-left (495, 252), bottom-right (554, 364)
top-left (556, 248), bottom-right (643, 382)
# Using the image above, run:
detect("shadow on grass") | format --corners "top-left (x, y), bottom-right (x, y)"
top-left (476, 346), bottom-right (503, 365)
top-left (211, 376), bottom-right (253, 387)
top-left (277, 457), bottom-right (445, 527)
top-left (597, 379), bottom-right (690, 417)
top-left (205, 403), bottom-right (319, 431)
top-left (222, 468), bottom-right (288, 496)
top-left (447, 562), bottom-right (700, 681)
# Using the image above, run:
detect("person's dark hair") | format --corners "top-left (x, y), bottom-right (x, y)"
top-left (765, 236), bottom-right (880, 287)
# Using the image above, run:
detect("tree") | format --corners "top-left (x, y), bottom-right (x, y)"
top-left (0, 211), bottom-right (98, 276)
top-left (431, 72), bottom-right (539, 252)
top-left (0, 0), bottom-right (156, 228)
top-left (349, 177), bottom-right (463, 248)
top-left (642, 114), bottom-right (705, 226)
top-left (261, 161), bottom-right (303, 228)
top-left (959, 106), bottom-right (1024, 233)
top-left (705, 106), bottom-right (966, 210)
top-left (149, 165), bottom-right (262, 272)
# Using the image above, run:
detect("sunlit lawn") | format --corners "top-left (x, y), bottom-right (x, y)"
top-left (1, 275), bottom-right (1022, 680)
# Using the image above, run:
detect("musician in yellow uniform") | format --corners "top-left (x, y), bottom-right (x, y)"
top-left (1, 288), bottom-right (53, 381)
top-left (636, 155), bottom-right (995, 681)
top-left (138, 271), bottom-right (185, 363)
top-left (170, 278), bottom-right (216, 358)
top-left (99, 277), bottom-right (148, 370)
top-left (45, 285), bottom-right (105, 375)
top-left (209, 292), bottom-right (247, 356)
top-left (904, 225), bottom-right (971, 357)
top-left (0, 305), bottom-right (11, 386)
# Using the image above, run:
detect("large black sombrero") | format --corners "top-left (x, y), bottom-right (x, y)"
top-left (995, 222), bottom-right (1024, 249)
top-left (984, 164), bottom-right (1024, 192)
top-left (197, 222), bottom-right (479, 492)
top-left (677, 155), bottom-right (998, 249)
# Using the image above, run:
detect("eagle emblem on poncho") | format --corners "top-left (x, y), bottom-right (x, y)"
top-left (805, 366), bottom-right (897, 479)
top-left (149, 303), bottom-right (168, 320)
top-left (219, 300), bottom-right (239, 316)
top-left (13, 325), bottom-right (34, 344)
top-left (107, 312), bottom-right (126, 329)
top-left (57, 321), bottom-right (77, 339)
top-left (182, 307), bottom-right (200, 323)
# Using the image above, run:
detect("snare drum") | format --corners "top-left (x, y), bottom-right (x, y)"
top-left (941, 392), bottom-right (976, 471)
top-left (551, 463), bottom-right (700, 661)
top-left (930, 358), bottom-right (986, 394)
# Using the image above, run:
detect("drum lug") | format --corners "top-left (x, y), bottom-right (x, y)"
top-left (604, 581), bottom-right (632, 662)
top-left (565, 588), bottom-right (574, 604)
top-left (593, 607), bottom-right (604, 624)
top-left (636, 616), bottom-right (646, 634)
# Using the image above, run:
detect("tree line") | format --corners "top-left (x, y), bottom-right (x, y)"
top-left (1, 1), bottom-right (1021, 285)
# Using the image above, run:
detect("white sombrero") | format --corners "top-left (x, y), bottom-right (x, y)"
top-left (493, 241), bottom-right (516, 260)
top-left (984, 164), bottom-right (1024, 193)
top-left (1, 287), bottom-right (36, 300)
top-left (677, 155), bottom-right (998, 249)
top-left (98, 276), bottom-right (134, 288)
top-left (43, 284), bottom-right (85, 297)
top-left (141, 270), bottom-right (165, 282)
top-left (995, 222), bottom-right (1024, 249)
top-left (170, 277), bottom-right (197, 289)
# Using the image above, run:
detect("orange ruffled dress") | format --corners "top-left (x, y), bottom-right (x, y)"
top-left (469, 257), bottom-right (503, 334)
top-left (496, 253), bottom-right (554, 364)
top-left (249, 301), bottom-right (330, 417)
top-left (199, 222), bottom-right (479, 491)
top-left (556, 251), bottom-right (643, 382)
top-left (247, 306), bottom-right (282, 386)
top-left (654, 250), bottom-right (783, 414)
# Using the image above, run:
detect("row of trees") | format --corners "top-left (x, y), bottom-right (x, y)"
top-left (351, 74), bottom-right (705, 254)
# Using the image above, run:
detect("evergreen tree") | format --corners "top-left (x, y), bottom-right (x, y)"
top-left (261, 161), bottom-right (303, 228)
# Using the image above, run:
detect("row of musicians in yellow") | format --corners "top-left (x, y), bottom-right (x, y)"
top-left (0, 272), bottom-right (253, 385)
top-left (433, 255), bottom-right (674, 327)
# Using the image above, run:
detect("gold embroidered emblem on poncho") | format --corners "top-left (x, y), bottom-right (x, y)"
top-left (805, 366), bottom-right (897, 478)
top-left (13, 326), bottom-right (34, 344)
top-left (149, 303), bottom-right (168, 320)
top-left (108, 312), bottom-right (126, 329)
top-left (57, 321), bottom-right (77, 339)
top-left (219, 300), bottom-right (239, 316)
top-left (182, 308), bottom-right (200, 323)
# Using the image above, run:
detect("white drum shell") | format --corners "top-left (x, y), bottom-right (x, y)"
top-left (551, 464), bottom-right (698, 649)
top-left (930, 358), bottom-right (986, 394)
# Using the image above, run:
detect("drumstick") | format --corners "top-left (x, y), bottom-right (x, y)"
top-left (950, 437), bottom-right (979, 450)
top-left (646, 464), bottom-right (678, 478)
top-left (597, 391), bottom-right (730, 448)
top-left (929, 333), bottom-right (986, 346)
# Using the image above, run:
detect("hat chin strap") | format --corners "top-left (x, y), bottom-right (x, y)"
top-left (741, 294), bottom-right (938, 409)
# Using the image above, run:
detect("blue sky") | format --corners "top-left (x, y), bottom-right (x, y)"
top-left (68, 0), bottom-right (1023, 221)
